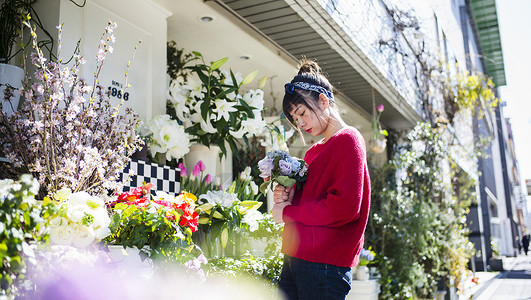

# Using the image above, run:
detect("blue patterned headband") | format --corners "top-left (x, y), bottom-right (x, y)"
top-left (284, 82), bottom-right (334, 100)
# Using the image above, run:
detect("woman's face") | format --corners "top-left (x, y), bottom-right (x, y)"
top-left (289, 103), bottom-right (327, 137)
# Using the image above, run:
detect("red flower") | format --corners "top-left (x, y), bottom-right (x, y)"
top-left (154, 199), bottom-right (173, 208)
top-left (116, 183), bottom-right (155, 204)
top-left (117, 187), bottom-right (143, 202)
top-left (471, 277), bottom-right (479, 284)
top-left (128, 197), bottom-right (149, 208)
top-left (179, 210), bottom-right (199, 232)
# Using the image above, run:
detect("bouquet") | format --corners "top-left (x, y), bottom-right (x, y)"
top-left (358, 248), bottom-right (376, 266)
top-left (47, 189), bottom-right (111, 248)
top-left (257, 150), bottom-right (308, 194)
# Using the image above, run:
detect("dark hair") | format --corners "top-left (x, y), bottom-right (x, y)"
top-left (282, 60), bottom-right (335, 127)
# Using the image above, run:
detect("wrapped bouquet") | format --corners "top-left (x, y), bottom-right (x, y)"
top-left (257, 150), bottom-right (308, 194)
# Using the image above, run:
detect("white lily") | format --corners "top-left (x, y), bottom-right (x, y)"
top-left (200, 118), bottom-right (217, 134)
top-left (213, 98), bottom-right (238, 121)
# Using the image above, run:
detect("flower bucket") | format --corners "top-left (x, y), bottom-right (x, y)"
top-left (184, 144), bottom-right (220, 178)
top-left (0, 63), bottom-right (24, 116)
top-left (368, 137), bottom-right (387, 154)
top-left (106, 245), bottom-right (155, 279)
top-left (355, 265), bottom-right (370, 280)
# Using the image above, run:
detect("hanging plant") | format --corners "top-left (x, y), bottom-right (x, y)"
top-left (369, 102), bottom-right (388, 153)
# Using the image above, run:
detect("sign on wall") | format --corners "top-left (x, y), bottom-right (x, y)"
top-left (80, 1), bottom-right (152, 121)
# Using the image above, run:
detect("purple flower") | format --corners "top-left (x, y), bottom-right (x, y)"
top-left (180, 166), bottom-right (187, 177)
top-left (205, 174), bottom-right (211, 184)
top-left (377, 104), bottom-right (384, 112)
top-left (278, 159), bottom-right (292, 176)
top-left (258, 157), bottom-right (274, 178)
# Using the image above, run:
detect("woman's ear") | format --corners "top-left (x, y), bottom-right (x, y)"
top-left (318, 93), bottom-right (330, 110)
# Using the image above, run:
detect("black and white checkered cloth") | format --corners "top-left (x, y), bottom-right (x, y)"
top-left (120, 159), bottom-right (180, 195)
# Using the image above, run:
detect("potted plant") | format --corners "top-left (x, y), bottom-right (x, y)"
top-left (167, 46), bottom-right (268, 174)
top-left (0, 0), bottom-right (30, 115)
top-left (0, 21), bottom-right (144, 197)
top-left (369, 104), bottom-right (388, 153)
top-left (105, 183), bottom-right (202, 264)
top-left (355, 248), bottom-right (375, 280)
top-left (193, 165), bottom-right (263, 258)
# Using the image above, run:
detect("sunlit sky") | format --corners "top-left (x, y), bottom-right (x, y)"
top-left (497, 0), bottom-right (531, 194)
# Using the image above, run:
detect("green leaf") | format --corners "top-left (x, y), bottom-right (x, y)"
top-left (259, 181), bottom-right (271, 195)
top-left (276, 176), bottom-right (296, 187)
top-left (210, 57), bottom-right (229, 71)
top-left (192, 51), bottom-right (203, 57)
top-left (240, 70), bottom-right (258, 86)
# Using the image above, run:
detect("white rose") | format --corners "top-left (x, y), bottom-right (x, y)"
top-left (91, 207), bottom-right (110, 228)
top-left (66, 204), bottom-right (89, 223)
top-left (85, 195), bottom-right (105, 210)
top-left (94, 226), bottom-right (111, 240)
top-left (68, 191), bottom-right (93, 206)
top-left (71, 225), bottom-right (95, 248)
top-left (49, 225), bottom-right (74, 246)
top-left (49, 216), bottom-right (69, 227)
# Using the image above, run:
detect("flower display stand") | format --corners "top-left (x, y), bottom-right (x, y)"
top-left (120, 158), bottom-right (180, 195)
top-left (106, 245), bottom-right (155, 279)
top-left (347, 266), bottom-right (380, 300)
top-left (347, 279), bottom-right (380, 300)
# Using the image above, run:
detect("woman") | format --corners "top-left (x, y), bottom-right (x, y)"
top-left (272, 60), bottom-right (371, 300)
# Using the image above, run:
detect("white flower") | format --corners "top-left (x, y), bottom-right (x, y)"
top-left (0, 179), bottom-right (14, 196)
top-left (213, 99), bottom-right (238, 121)
top-left (153, 191), bottom-right (174, 202)
top-left (66, 204), bottom-right (89, 223)
top-left (94, 225), bottom-right (111, 240)
top-left (242, 210), bottom-right (264, 232)
top-left (199, 190), bottom-right (238, 207)
top-left (168, 82), bottom-right (191, 121)
top-left (222, 70), bottom-right (243, 87)
top-left (49, 225), bottom-right (74, 246)
top-left (250, 181), bottom-right (259, 195)
top-left (200, 118), bottom-right (217, 134)
top-left (71, 225), bottom-right (95, 248)
top-left (241, 117), bottom-right (267, 136)
top-left (146, 114), bottom-right (191, 160)
top-left (188, 77), bottom-right (207, 99)
top-left (242, 89), bottom-right (265, 111)
top-left (91, 207), bottom-right (111, 229)
top-left (188, 100), bottom-right (203, 123)
top-left (239, 167), bottom-right (252, 181)
top-left (166, 139), bottom-right (191, 161)
top-left (68, 191), bottom-right (92, 206)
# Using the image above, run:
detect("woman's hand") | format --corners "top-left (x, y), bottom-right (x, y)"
top-left (272, 201), bottom-right (291, 223)
top-left (273, 185), bottom-right (295, 204)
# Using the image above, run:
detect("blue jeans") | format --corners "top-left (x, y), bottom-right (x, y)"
top-left (279, 255), bottom-right (352, 300)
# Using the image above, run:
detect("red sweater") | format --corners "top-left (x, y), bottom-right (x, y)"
top-left (282, 126), bottom-right (371, 267)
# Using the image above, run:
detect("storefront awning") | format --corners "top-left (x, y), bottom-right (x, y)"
top-left (468, 0), bottom-right (506, 86)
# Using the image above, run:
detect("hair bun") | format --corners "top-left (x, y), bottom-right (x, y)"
top-left (297, 60), bottom-right (322, 76)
